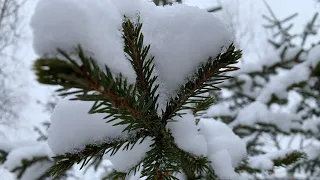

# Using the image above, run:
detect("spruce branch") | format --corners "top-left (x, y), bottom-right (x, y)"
top-left (34, 46), bottom-right (160, 134)
top-left (0, 149), bottom-right (7, 164)
top-left (49, 134), bottom-right (146, 177)
top-left (10, 156), bottom-right (51, 179)
top-left (236, 151), bottom-right (305, 174)
top-left (162, 45), bottom-right (241, 122)
top-left (103, 170), bottom-right (126, 180)
top-left (122, 18), bottom-right (159, 120)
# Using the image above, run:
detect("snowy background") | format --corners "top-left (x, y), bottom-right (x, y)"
top-left (0, 0), bottom-right (319, 179)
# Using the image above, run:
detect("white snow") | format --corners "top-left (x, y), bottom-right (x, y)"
top-left (204, 102), bottom-right (235, 118)
top-left (20, 161), bottom-right (53, 180)
top-left (230, 101), bottom-right (300, 132)
top-left (208, 150), bottom-right (239, 179)
top-left (0, 140), bottom-right (39, 152)
top-left (167, 111), bottom-right (207, 156)
top-left (139, 4), bottom-right (233, 98)
top-left (48, 97), bottom-right (132, 155)
top-left (302, 118), bottom-right (320, 134)
top-left (3, 142), bottom-right (52, 171)
top-left (235, 46), bottom-right (301, 74)
top-left (250, 45), bottom-right (320, 103)
top-left (108, 137), bottom-right (152, 172)
top-left (248, 149), bottom-right (296, 171)
top-left (308, 44), bottom-right (320, 68)
top-left (31, 0), bottom-right (136, 83)
top-left (167, 113), bottom-right (247, 179)
top-left (31, 0), bottom-right (233, 108)
top-left (257, 64), bottom-right (310, 103)
top-left (248, 155), bottom-right (274, 170)
top-left (198, 118), bottom-right (246, 178)
top-left (305, 143), bottom-right (320, 160)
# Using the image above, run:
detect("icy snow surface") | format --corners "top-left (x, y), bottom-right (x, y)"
top-left (48, 97), bottom-right (131, 154)
top-left (31, 0), bottom-right (233, 106)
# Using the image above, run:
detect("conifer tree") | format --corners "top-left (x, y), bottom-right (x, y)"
top-left (33, 18), bottom-right (242, 179)
top-left (206, 2), bottom-right (320, 179)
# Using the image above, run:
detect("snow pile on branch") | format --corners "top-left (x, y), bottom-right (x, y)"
top-left (302, 118), bottom-right (320, 134)
top-left (308, 45), bottom-right (320, 68)
top-left (248, 149), bottom-right (296, 170)
top-left (167, 112), bottom-right (207, 156)
top-left (167, 113), bottom-right (246, 179)
top-left (199, 118), bottom-right (246, 179)
top-left (256, 63), bottom-right (310, 103)
top-left (204, 102), bottom-right (235, 118)
top-left (48, 97), bottom-right (132, 154)
top-left (3, 142), bottom-right (52, 171)
top-left (245, 44), bottom-right (320, 103)
top-left (305, 143), bottom-right (320, 160)
top-left (0, 140), bottom-right (54, 180)
top-left (31, 0), bottom-right (232, 99)
top-left (235, 46), bottom-right (301, 74)
top-left (0, 140), bottom-right (39, 153)
top-left (230, 101), bottom-right (300, 132)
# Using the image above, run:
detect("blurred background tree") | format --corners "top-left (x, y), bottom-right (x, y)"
top-left (0, 0), bottom-right (25, 125)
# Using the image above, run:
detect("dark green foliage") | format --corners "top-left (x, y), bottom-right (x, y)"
top-left (272, 151), bottom-right (305, 167)
top-left (103, 171), bottom-right (127, 180)
top-left (33, 18), bottom-right (241, 179)
top-left (11, 157), bottom-right (51, 179)
top-left (0, 150), bottom-right (7, 164)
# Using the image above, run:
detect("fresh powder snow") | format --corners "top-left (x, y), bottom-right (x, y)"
top-left (31, 0), bottom-right (233, 109)
top-left (48, 97), bottom-right (132, 154)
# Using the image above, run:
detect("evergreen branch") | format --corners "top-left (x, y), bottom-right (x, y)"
top-left (301, 12), bottom-right (319, 46)
top-left (33, 46), bottom-right (160, 133)
top-left (192, 96), bottom-right (215, 116)
top-left (0, 149), bottom-right (8, 164)
top-left (235, 164), bottom-right (261, 174)
top-left (207, 6), bottom-right (222, 13)
top-left (272, 151), bottom-right (305, 167)
top-left (49, 135), bottom-right (146, 177)
top-left (141, 138), bottom-right (181, 180)
top-left (122, 18), bottom-right (159, 112)
top-left (11, 156), bottom-right (51, 179)
top-left (103, 170), bottom-right (126, 180)
top-left (234, 122), bottom-right (304, 137)
top-left (162, 44), bottom-right (241, 122)
top-left (178, 149), bottom-right (217, 179)
top-left (236, 151), bottom-right (304, 174)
